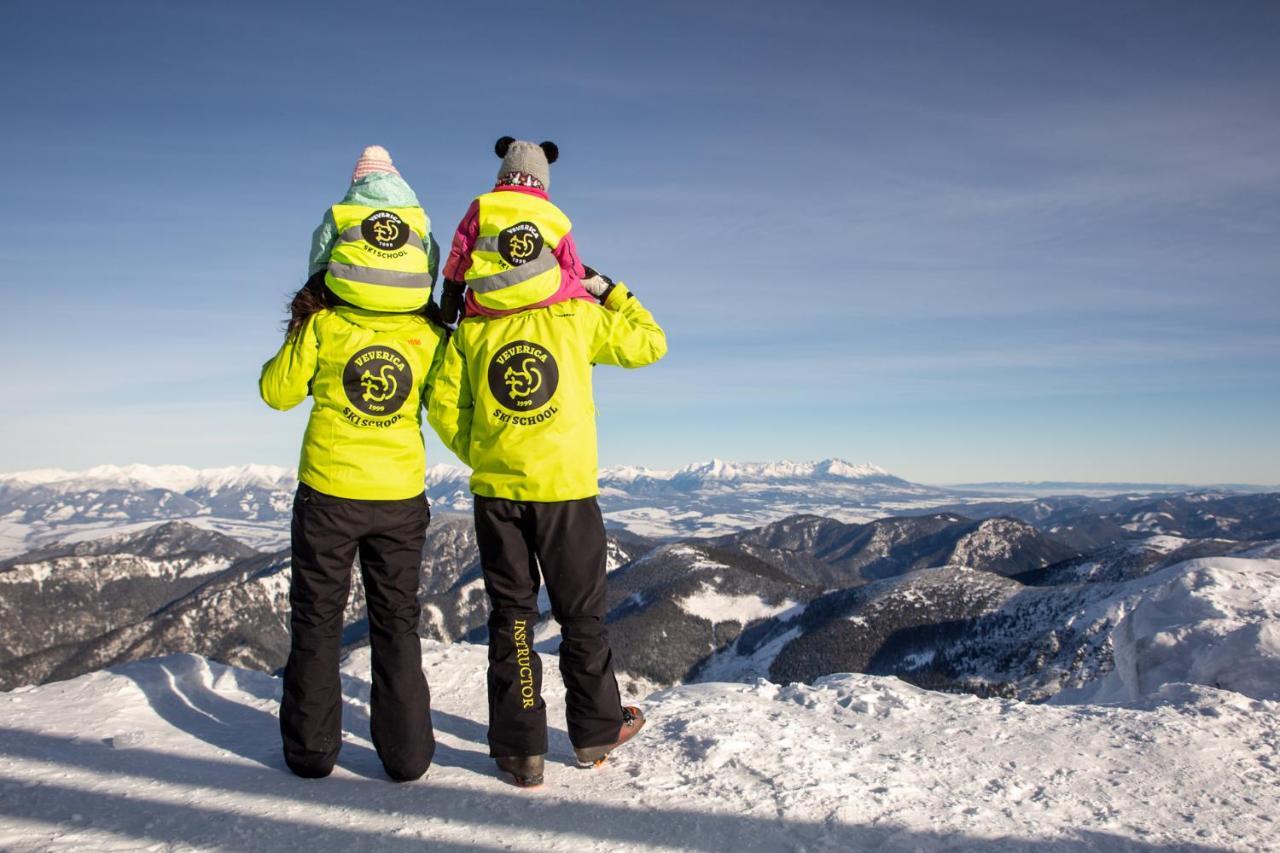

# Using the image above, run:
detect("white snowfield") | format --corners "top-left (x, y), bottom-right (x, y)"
top-left (0, 464), bottom-right (297, 494)
top-left (0, 640), bottom-right (1277, 852)
top-left (676, 585), bottom-right (799, 625)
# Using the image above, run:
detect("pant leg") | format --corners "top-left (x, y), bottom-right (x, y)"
top-left (474, 495), bottom-right (547, 757)
top-left (281, 484), bottom-right (362, 778)
top-left (359, 491), bottom-right (434, 782)
top-left (531, 497), bottom-right (624, 749)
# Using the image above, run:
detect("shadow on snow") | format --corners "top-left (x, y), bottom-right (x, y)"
top-left (0, 656), bottom-right (1220, 851)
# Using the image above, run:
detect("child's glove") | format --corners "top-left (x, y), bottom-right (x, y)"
top-left (581, 266), bottom-right (616, 304)
top-left (422, 300), bottom-right (446, 330)
top-left (439, 280), bottom-right (466, 327)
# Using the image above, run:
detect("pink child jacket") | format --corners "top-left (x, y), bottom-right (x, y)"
top-left (443, 184), bottom-right (593, 318)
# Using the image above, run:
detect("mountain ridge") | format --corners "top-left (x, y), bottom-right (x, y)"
top-left (0, 457), bottom-right (960, 551)
top-left (0, 458), bottom-right (902, 489)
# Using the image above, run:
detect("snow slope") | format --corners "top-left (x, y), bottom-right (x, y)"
top-left (1, 643), bottom-right (1276, 851)
top-left (1056, 557), bottom-right (1280, 704)
top-left (704, 554), bottom-right (1280, 704)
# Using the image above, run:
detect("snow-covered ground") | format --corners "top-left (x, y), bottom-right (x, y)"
top-left (1, 642), bottom-right (1276, 852)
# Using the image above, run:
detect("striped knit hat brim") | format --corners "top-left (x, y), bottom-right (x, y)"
top-left (351, 145), bottom-right (400, 183)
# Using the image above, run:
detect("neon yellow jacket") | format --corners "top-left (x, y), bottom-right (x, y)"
top-left (428, 284), bottom-right (666, 501)
top-left (260, 307), bottom-right (445, 500)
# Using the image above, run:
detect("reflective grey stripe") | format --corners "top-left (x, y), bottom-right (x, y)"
top-left (466, 250), bottom-right (558, 293)
top-left (338, 225), bottom-right (426, 252)
top-left (475, 236), bottom-right (500, 253)
top-left (328, 262), bottom-right (431, 289)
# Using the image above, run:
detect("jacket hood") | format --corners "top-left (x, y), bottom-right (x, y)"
top-left (331, 305), bottom-right (429, 332)
top-left (342, 173), bottom-right (421, 208)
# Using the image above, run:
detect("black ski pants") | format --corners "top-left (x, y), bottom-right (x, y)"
top-left (281, 483), bottom-right (434, 781)
top-left (474, 495), bottom-right (624, 757)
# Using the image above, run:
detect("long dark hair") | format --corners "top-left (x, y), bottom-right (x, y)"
top-left (286, 272), bottom-right (334, 340)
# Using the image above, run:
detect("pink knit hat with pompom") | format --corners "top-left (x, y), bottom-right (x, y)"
top-left (351, 145), bottom-right (401, 182)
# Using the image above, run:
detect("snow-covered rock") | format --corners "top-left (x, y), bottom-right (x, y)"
top-left (1057, 557), bottom-right (1280, 703)
top-left (0, 643), bottom-right (1275, 851)
top-left (701, 552), bottom-right (1280, 704)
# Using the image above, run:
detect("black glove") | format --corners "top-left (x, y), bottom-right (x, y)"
top-left (422, 300), bottom-right (446, 330)
top-left (439, 279), bottom-right (466, 326)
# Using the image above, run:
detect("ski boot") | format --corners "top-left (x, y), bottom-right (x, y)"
top-left (495, 754), bottom-right (545, 788)
top-left (574, 706), bottom-right (646, 767)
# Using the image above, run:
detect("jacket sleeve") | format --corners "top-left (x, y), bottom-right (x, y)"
top-left (590, 283), bottom-right (668, 368)
top-left (426, 331), bottom-right (474, 467)
top-left (307, 209), bottom-right (338, 279)
top-left (259, 317), bottom-right (320, 410)
top-left (554, 229), bottom-right (586, 283)
top-left (427, 233), bottom-right (441, 287)
top-left (442, 200), bottom-right (480, 281)
top-left (421, 328), bottom-right (447, 404)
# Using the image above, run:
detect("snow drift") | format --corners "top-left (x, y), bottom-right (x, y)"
top-left (1, 642), bottom-right (1277, 851)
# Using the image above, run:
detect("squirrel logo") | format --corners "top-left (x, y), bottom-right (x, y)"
top-left (342, 346), bottom-right (412, 418)
top-left (360, 211), bottom-right (411, 251)
top-left (498, 221), bottom-right (544, 267)
top-left (507, 231), bottom-right (537, 261)
top-left (503, 357), bottom-right (543, 399)
top-left (488, 340), bottom-right (559, 413)
top-left (371, 218), bottom-right (401, 246)
top-left (360, 364), bottom-right (399, 403)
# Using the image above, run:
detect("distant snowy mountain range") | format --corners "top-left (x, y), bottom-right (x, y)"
top-left (0, 464), bottom-right (296, 495)
top-left (4, 483), bottom-right (1277, 697)
top-left (3, 458), bottom-right (1273, 558)
top-left (3, 458), bottom-right (1277, 715)
top-left (0, 458), bottom-right (898, 493)
top-left (0, 458), bottom-right (952, 556)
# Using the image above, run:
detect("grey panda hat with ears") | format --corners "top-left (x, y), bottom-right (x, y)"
top-left (494, 136), bottom-right (559, 190)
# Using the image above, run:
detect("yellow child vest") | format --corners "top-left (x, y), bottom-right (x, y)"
top-left (465, 192), bottom-right (572, 311)
top-left (326, 204), bottom-right (433, 312)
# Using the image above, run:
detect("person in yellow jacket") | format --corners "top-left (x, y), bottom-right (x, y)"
top-left (428, 261), bottom-right (666, 788)
top-left (260, 146), bottom-right (445, 783)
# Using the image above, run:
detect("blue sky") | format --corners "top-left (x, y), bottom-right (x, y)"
top-left (1, 1), bottom-right (1276, 484)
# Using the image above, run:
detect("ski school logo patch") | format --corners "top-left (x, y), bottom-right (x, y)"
top-left (343, 346), bottom-right (412, 418)
top-left (361, 210), bottom-right (411, 251)
top-left (497, 221), bottom-right (544, 267)
top-left (488, 340), bottom-right (559, 413)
